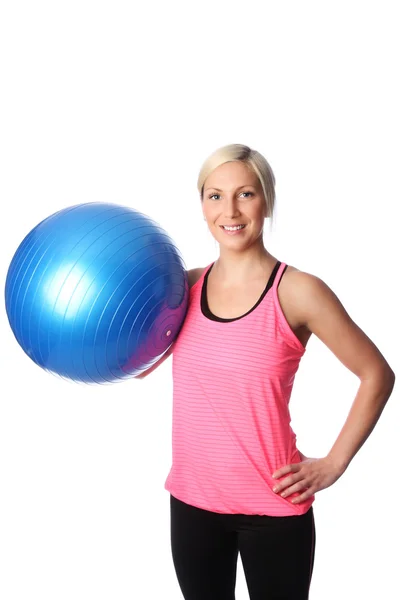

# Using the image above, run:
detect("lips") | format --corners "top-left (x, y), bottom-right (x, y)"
top-left (220, 225), bottom-right (246, 230)
top-left (219, 224), bottom-right (247, 236)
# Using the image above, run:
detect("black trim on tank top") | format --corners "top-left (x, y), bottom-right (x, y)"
top-left (201, 260), bottom-right (286, 323)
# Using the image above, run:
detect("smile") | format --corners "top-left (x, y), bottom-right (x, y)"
top-left (221, 225), bottom-right (246, 231)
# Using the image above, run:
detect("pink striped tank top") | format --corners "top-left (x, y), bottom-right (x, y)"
top-left (164, 260), bottom-right (315, 516)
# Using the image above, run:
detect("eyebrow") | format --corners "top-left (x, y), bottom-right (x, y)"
top-left (204, 184), bottom-right (256, 192)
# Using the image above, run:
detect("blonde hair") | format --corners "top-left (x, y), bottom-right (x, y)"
top-left (197, 144), bottom-right (276, 227)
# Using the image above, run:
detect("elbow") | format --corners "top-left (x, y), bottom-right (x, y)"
top-left (388, 369), bottom-right (396, 388)
top-left (383, 364), bottom-right (395, 387)
top-left (381, 366), bottom-right (395, 395)
top-left (361, 365), bottom-right (396, 395)
top-left (384, 363), bottom-right (395, 385)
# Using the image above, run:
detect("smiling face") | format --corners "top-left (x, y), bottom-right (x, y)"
top-left (202, 160), bottom-right (267, 248)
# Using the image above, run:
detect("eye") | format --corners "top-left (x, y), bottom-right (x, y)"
top-left (240, 191), bottom-right (253, 198)
top-left (208, 193), bottom-right (220, 200)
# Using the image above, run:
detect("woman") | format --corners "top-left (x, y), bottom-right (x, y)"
top-left (139, 144), bottom-right (395, 599)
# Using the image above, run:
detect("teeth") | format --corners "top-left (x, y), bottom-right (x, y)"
top-left (223, 225), bottom-right (245, 231)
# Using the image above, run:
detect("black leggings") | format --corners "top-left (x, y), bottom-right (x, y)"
top-left (170, 494), bottom-right (316, 600)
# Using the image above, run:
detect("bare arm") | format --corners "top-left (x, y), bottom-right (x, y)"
top-left (136, 266), bottom-right (204, 380)
top-left (136, 342), bottom-right (175, 380)
top-left (292, 270), bottom-right (395, 473)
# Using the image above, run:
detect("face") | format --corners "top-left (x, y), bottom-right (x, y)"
top-left (202, 161), bottom-right (267, 248)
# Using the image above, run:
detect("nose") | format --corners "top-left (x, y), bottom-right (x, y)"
top-left (223, 194), bottom-right (241, 219)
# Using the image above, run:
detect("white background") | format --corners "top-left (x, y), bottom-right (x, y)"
top-left (1, 1), bottom-right (398, 598)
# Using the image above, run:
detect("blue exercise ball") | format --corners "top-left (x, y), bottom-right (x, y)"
top-left (5, 202), bottom-right (188, 383)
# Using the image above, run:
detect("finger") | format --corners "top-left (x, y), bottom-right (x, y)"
top-left (272, 464), bottom-right (297, 479)
top-left (272, 473), bottom-right (303, 494)
top-left (290, 489), bottom-right (313, 504)
top-left (279, 481), bottom-right (307, 498)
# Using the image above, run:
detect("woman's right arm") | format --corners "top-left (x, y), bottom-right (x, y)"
top-left (136, 267), bottom-right (204, 380)
top-left (135, 342), bottom-right (175, 380)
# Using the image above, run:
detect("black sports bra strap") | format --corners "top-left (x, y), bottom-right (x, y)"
top-left (275, 263), bottom-right (288, 290)
top-left (200, 260), bottom-right (283, 323)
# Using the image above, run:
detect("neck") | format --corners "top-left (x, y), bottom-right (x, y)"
top-left (213, 243), bottom-right (277, 283)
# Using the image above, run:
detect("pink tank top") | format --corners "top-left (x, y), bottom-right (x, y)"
top-left (164, 261), bottom-right (315, 516)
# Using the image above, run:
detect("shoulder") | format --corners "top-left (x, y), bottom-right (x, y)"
top-left (187, 267), bottom-right (207, 289)
top-left (281, 264), bottom-right (348, 328)
top-left (282, 263), bottom-right (395, 381)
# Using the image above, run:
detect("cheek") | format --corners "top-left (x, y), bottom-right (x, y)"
top-left (203, 208), bottom-right (219, 222)
top-left (250, 207), bottom-right (267, 223)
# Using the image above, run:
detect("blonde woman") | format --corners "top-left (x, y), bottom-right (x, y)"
top-left (139, 144), bottom-right (395, 599)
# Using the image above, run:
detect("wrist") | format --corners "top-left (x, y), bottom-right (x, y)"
top-left (326, 453), bottom-right (349, 475)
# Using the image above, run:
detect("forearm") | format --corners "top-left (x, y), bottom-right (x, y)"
top-left (136, 343), bottom-right (174, 380)
top-left (327, 368), bottom-right (395, 473)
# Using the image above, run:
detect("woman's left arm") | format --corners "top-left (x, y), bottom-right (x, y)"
top-left (272, 271), bottom-right (396, 503)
